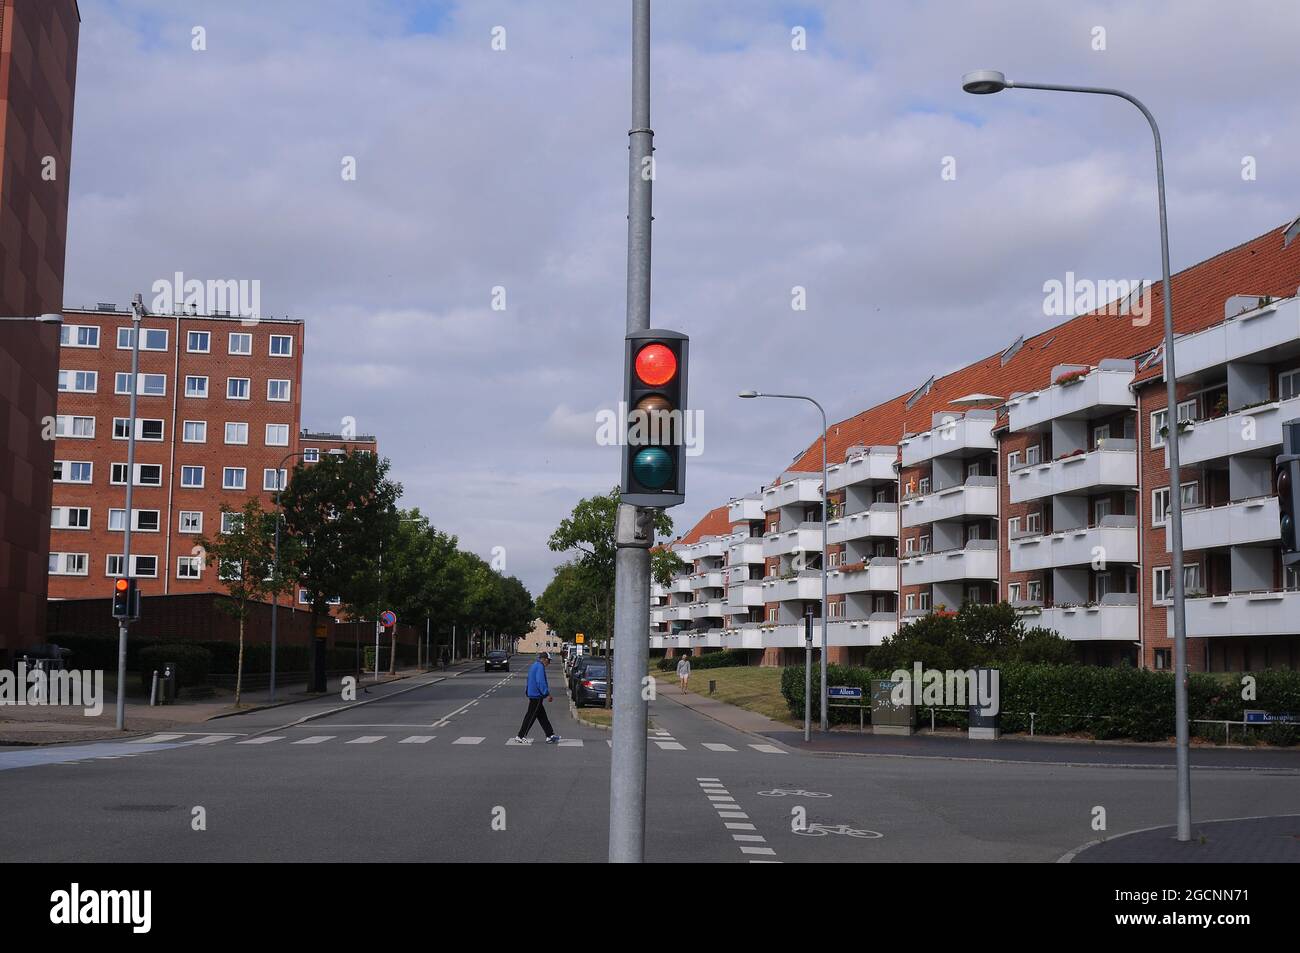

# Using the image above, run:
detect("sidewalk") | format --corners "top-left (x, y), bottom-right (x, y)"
top-left (657, 685), bottom-right (793, 736)
top-left (1064, 814), bottom-right (1300, 862)
top-left (0, 662), bottom-right (473, 746)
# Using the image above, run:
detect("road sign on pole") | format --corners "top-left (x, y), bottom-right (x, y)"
top-left (380, 610), bottom-right (397, 628)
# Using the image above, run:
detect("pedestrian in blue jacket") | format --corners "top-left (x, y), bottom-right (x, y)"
top-left (516, 652), bottom-right (560, 744)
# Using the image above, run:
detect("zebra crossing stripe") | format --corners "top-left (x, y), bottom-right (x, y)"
top-left (237, 736), bottom-right (285, 745)
top-left (399, 736), bottom-right (436, 744)
top-left (346, 736), bottom-right (386, 744)
top-left (132, 733), bottom-right (185, 744)
top-left (748, 744), bottom-right (785, 754)
top-left (654, 741), bottom-right (685, 750)
top-left (190, 734), bottom-right (238, 745)
top-left (702, 743), bottom-right (735, 752)
top-left (740, 846), bottom-right (777, 856)
top-left (453, 737), bottom-right (485, 745)
top-left (293, 736), bottom-right (334, 745)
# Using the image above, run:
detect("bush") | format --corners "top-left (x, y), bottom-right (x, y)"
top-left (138, 644), bottom-right (212, 689)
top-left (656, 648), bottom-right (751, 672)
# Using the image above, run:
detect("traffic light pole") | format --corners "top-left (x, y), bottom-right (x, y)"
top-left (609, 0), bottom-right (653, 864)
top-left (115, 294), bottom-right (144, 731)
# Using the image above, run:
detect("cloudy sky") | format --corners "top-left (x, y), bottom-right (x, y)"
top-left (67, 0), bottom-right (1300, 594)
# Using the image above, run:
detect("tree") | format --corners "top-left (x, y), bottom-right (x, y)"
top-left (198, 498), bottom-right (288, 705)
top-left (869, 601), bottom-right (1076, 671)
top-left (279, 451), bottom-right (402, 690)
top-left (382, 508), bottom-right (469, 666)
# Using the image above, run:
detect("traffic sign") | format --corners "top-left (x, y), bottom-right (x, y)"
top-left (575, 633), bottom-right (585, 644)
top-left (380, 610), bottom-right (397, 628)
top-left (829, 686), bottom-right (863, 700)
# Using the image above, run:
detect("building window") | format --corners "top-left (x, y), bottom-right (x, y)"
top-left (225, 422), bottom-right (249, 445)
top-left (828, 600), bottom-right (844, 619)
top-left (303, 448), bottom-right (319, 463)
top-left (185, 375), bottom-right (209, 398)
top-left (1026, 580), bottom-right (1042, 602)
top-left (55, 415), bottom-right (96, 439)
top-left (183, 420), bottom-right (206, 443)
top-left (180, 511), bottom-right (203, 533)
top-left (116, 372), bottom-right (166, 396)
top-left (221, 511), bottom-right (244, 534)
top-left (918, 591), bottom-right (930, 611)
top-left (177, 556), bottom-right (203, 579)
top-left (264, 468), bottom-right (287, 491)
top-left (1280, 368), bottom-right (1299, 402)
top-left (918, 476), bottom-right (931, 495)
top-left (228, 332), bottom-right (252, 355)
top-left (1152, 482), bottom-right (1199, 526)
top-left (269, 334), bottom-right (293, 356)
top-left (1024, 444), bottom-right (1041, 466)
top-left (1151, 400), bottom-right (1196, 448)
top-left (265, 423), bottom-right (290, 446)
top-left (1285, 565), bottom-right (1300, 591)
top-left (49, 552), bottom-right (89, 576)
top-left (1154, 648), bottom-right (1172, 670)
top-left (106, 554), bottom-right (125, 576)
top-left (905, 593), bottom-right (916, 612)
top-left (919, 534), bottom-right (931, 553)
top-left (53, 461), bottom-right (93, 483)
top-left (223, 467), bottom-right (246, 490)
top-left (118, 326), bottom-right (168, 351)
top-left (298, 589), bottom-right (310, 605)
top-left (1008, 582), bottom-right (1021, 603)
top-left (181, 465), bottom-right (205, 488)
top-left (51, 507), bottom-right (91, 530)
top-left (61, 325), bottom-right (100, 348)
top-left (267, 379), bottom-right (291, 401)
top-left (58, 370), bottom-right (98, 393)
top-left (227, 377), bottom-right (250, 399)
top-left (187, 330), bottom-right (211, 353)
top-left (1007, 516), bottom-right (1021, 538)
top-left (1007, 451), bottom-right (1021, 471)
top-left (1153, 567), bottom-right (1171, 604)
top-left (132, 555), bottom-right (158, 578)
top-left (1025, 511), bottom-right (1042, 535)
top-left (113, 418), bottom-right (164, 441)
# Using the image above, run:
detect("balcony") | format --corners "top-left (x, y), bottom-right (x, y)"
top-left (723, 623), bottom-right (766, 651)
top-left (762, 475), bottom-right (824, 513)
top-left (900, 477), bottom-right (998, 528)
top-left (689, 599), bottom-right (724, 620)
top-left (660, 604), bottom-right (692, 622)
top-left (900, 413), bottom-right (997, 468)
top-left (900, 540), bottom-right (998, 586)
top-left (1173, 296), bottom-right (1300, 381)
top-left (649, 635), bottom-right (665, 650)
top-left (727, 580), bottom-right (764, 610)
top-left (1009, 517), bottom-right (1138, 572)
top-left (827, 502), bottom-right (898, 544)
top-left (755, 622), bottom-right (825, 649)
top-left (1026, 597), bottom-right (1139, 642)
top-left (689, 570), bottom-right (725, 590)
top-left (671, 576), bottom-right (692, 594)
top-left (763, 523), bottom-right (824, 558)
top-left (728, 495), bottom-right (764, 523)
top-left (827, 557), bottom-right (897, 595)
top-left (699, 629), bottom-right (725, 648)
top-left (1170, 396), bottom-right (1300, 467)
top-left (1171, 497), bottom-right (1280, 552)
top-left (761, 571), bottom-right (823, 602)
top-left (1177, 589), bottom-right (1300, 638)
top-left (1006, 362), bottom-right (1136, 433)
top-left (1009, 443), bottom-right (1137, 504)
top-left (827, 614), bottom-right (897, 647)
top-left (827, 445), bottom-right (897, 491)
top-left (727, 537), bottom-right (764, 565)
top-left (686, 537), bottom-right (725, 560)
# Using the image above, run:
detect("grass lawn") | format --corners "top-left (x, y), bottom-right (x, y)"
top-left (674, 665), bottom-right (799, 726)
top-left (574, 706), bottom-right (612, 728)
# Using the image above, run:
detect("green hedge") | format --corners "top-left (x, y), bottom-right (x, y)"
top-left (52, 633), bottom-right (368, 681)
top-left (780, 663), bottom-right (1300, 744)
top-left (139, 644), bottom-right (212, 689)
top-left (656, 649), bottom-right (750, 672)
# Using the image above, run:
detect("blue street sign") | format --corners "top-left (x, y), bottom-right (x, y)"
top-left (829, 685), bottom-right (863, 700)
top-left (1244, 710), bottom-right (1295, 724)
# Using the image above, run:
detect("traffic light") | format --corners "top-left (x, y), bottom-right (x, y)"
top-left (111, 577), bottom-right (140, 620)
top-left (621, 329), bottom-right (687, 508)
top-left (1278, 432), bottom-right (1300, 567)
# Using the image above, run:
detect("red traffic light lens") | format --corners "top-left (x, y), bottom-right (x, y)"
top-left (635, 344), bottom-right (677, 386)
top-left (115, 578), bottom-right (129, 592)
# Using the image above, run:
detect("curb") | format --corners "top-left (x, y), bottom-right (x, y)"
top-left (1054, 812), bottom-right (1300, 863)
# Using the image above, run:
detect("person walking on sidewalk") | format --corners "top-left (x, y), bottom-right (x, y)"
top-left (516, 652), bottom-right (560, 744)
top-left (676, 654), bottom-right (691, 693)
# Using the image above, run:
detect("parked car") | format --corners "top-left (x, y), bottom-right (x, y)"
top-left (484, 650), bottom-right (510, 672)
top-left (572, 662), bottom-right (609, 708)
top-left (568, 654), bottom-right (598, 694)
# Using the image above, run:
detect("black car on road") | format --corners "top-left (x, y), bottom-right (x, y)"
top-left (572, 662), bottom-right (609, 708)
top-left (484, 650), bottom-right (510, 672)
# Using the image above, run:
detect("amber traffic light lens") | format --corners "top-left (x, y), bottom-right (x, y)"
top-left (634, 344), bottom-right (677, 386)
top-left (115, 578), bottom-right (129, 592)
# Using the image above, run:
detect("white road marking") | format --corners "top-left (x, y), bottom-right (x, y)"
top-left (292, 736), bottom-right (335, 745)
top-left (399, 736), bottom-right (436, 744)
top-left (748, 744), bottom-right (786, 755)
top-left (237, 736), bottom-right (285, 745)
top-left (132, 733), bottom-right (185, 744)
top-left (557, 739), bottom-right (583, 747)
top-left (725, 823), bottom-right (757, 831)
top-left (696, 777), bottom-right (720, 782)
top-left (740, 846), bottom-right (777, 856)
top-left (453, 737), bottom-right (485, 745)
top-left (702, 743), bottom-right (736, 752)
top-left (654, 741), bottom-right (686, 750)
top-left (506, 738), bottom-right (533, 745)
top-left (190, 734), bottom-right (238, 745)
top-left (346, 736), bottom-right (385, 744)
top-left (732, 834), bottom-right (767, 842)
top-left (706, 794), bottom-right (734, 801)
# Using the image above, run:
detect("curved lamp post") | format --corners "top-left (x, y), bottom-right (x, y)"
top-left (961, 69), bottom-right (1191, 842)
top-left (740, 390), bottom-right (829, 736)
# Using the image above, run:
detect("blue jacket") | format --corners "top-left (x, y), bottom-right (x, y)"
top-left (526, 659), bottom-right (550, 698)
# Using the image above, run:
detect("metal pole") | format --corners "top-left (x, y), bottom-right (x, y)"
top-left (610, 0), bottom-right (653, 865)
top-left (803, 611), bottom-right (812, 742)
top-left (972, 77), bottom-right (1191, 843)
top-left (818, 403), bottom-right (829, 732)
top-left (115, 295), bottom-right (144, 731)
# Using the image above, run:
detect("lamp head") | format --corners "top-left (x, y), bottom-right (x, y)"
top-left (962, 69), bottom-right (1010, 95)
top-left (738, 390), bottom-right (760, 399)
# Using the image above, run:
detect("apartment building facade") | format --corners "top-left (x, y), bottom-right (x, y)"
top-left (653, 217), bottom-right (1300, 671)
top-left (49, 305), bottom-right (306, 600)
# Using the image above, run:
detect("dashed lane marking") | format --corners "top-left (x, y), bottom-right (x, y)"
top-left (654, 741), bottom-right (686, 750)
top-left (236, 736), bottom-right (286, 745)
top-left (702, 743), bottom-right (736, 752)
top-left (346, 736), bottom-right (386, 744)
top-left (453, 736), bottom-right (485, 745)
top-left (292, 736), bottom-right (335, 745)
top-left (399, 736), bottom-right (436, 744)
top-left (131, 733), bottom-right (186, 744)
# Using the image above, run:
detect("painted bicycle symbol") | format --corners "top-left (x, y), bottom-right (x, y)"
top-left (794, 823), bottom-right (883, 839)
top-left (758, 788), bottom-right (831, 798)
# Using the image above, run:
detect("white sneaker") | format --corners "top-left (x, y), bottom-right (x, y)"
top-left (546, 734), bottom-right (560, 744)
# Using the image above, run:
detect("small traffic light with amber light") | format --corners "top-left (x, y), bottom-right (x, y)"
top-left (111, 577), bottom-right (141, 620)
top-left (621, 329), bottom-right (687, 508)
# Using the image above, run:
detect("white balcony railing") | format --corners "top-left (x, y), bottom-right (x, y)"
top-left (762, 476), bottom-right (824, 513)
top-left (1009, 518), bottom-right (1138, 572)
top-left (900, 541), bottom-right (998, 586)
top-left (826, 502), bottom-right (898, 544)
top-left (900, 477), bottom-right (998, 528)
top-left (1008, 443), bottom-right (1137, 504)
top-left (827, 446), bottom-right (897, 491)
top-left (763, 523), bottom-right (824, 558)
top-left (826, 557), bottom-right (898, 595)
top-left (761, 571), bottom-right (823, 602)
top-left (1177, 590), bottom-right (1300, 638)
top-left (900, 414), bottom-right (997, 468)
top-left (726, 580), bottom-right (764, 609)
top-left (727, 537), bottom-right (765, 566)
top-left (1006, 363), bottom-right (1135, 433)
top-left (1170, 396), bottom-right (1300, 467)
top-left (688, 599), bottom-right (725, 620)
top-left (1024, 599), bottom-right (1139, 642)
top-left (827, 615), bottom-right (897, 647)
top-left (1172, 497), bottom-right (1281, 552)
top-left (1173, 296), bottom-right (1300, 381)
top-left (689, 570), bottom-right (725, 590)
top-left (727, 496), bottom-right (765, 523)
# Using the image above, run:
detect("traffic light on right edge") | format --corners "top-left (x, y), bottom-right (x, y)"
top-left (621, 329), bottom-right (687, 508)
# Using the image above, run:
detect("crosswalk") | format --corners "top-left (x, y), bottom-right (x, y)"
top-left (130, 731), bottom-right (788, 754)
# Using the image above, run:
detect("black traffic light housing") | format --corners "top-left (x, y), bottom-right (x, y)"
top-left (621, 329), bottom-right (688, 508)
top-left (111, 577), bottom-right (141, 621)
top-left (1278, 420), bottom-right (1300, 567)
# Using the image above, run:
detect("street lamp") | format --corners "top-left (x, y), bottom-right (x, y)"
top-left (962, 69), bottom-right (1192, 842)
top-left (270, 451), bottom-right (306, 702)
top-left (739, 390), bottom-right (830, 736)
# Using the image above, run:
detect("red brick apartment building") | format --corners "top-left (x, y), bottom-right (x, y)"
top-left (653, 217), bottom-right (1300, 672)
top-left (0, 0), bottom-right (79, 663)
top-left (47, 305), bottom-right (377, 601)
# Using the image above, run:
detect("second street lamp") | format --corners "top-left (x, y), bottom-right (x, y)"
top-left (739, 390), bottom-right (830, 733)
top-left (962, 68), bottom-right (1192, 843)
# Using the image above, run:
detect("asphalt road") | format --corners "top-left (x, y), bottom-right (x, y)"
top-left (3, 659), bottom-right (1298, 863)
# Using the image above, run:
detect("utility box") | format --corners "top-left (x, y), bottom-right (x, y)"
top-left (967, 667), bottom-right (1001, 740)
top-left (871, 678), bottom-right (916, 736)
top-left (160, 663), bottom-right (177, 704)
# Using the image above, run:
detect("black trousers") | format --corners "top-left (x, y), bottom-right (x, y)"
top-left (518, 697), bottom-right (554, 739)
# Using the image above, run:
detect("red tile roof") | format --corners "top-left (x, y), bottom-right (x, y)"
top-left (784, 218), bottom-right (1300, 474)
top-left (674, 503), bottom-right (733, 545)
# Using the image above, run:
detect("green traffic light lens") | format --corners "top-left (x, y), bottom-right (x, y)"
top-left (632, 448), bottom-right (673, 490)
